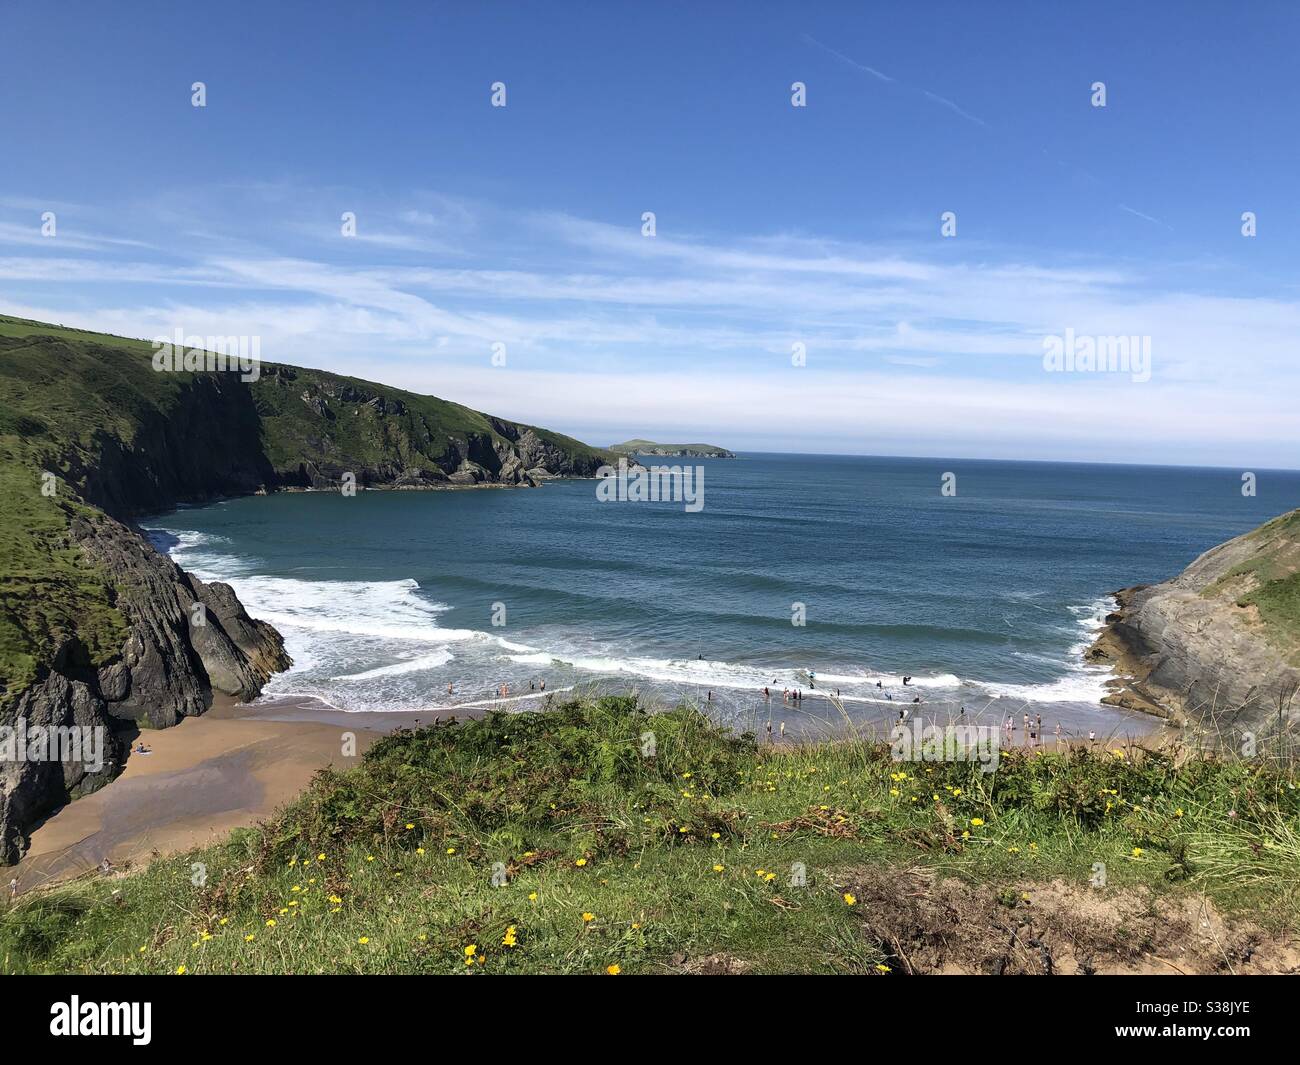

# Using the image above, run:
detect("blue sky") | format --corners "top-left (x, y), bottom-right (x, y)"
top-left (2, 1), bottom-right (1298, 466)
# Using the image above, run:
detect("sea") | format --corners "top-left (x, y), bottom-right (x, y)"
top-left (147, 454), bottom-right (1300, 741)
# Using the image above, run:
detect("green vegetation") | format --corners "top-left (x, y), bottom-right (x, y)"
top-left (1204, 507), bottom-right (1300, 660)
top-left (250, 364), bottom-right (609, 481)
top-left (3, 696), bottom-right (1296, 975)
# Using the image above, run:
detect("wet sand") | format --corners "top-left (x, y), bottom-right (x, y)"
top-left (9, 696), bottom-right (474, 895)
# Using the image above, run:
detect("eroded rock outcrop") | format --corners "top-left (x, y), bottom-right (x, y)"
top-left (1087, 510), bottom-right (1300, 739)
top-left (0, 512), bottom-right (289, 863)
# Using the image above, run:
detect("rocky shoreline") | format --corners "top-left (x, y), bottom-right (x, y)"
top-left (1084, 511), bottom-right (1300, 741)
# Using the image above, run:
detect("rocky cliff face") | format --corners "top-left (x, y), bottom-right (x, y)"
top-left (252, 365), bottom-right (612, 491)
top-left (1087, 510), bottom-right (1300, 740)
top-left (0, 510), bottom-right (288, 863)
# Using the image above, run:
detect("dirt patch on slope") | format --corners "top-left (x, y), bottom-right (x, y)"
top-left (839, 867), bottom-right (1300, 975)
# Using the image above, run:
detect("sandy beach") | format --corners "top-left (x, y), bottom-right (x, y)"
top-left (8, 697), bottom-right (471, 896)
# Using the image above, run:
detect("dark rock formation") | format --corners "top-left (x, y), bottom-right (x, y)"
top-left (0, 511), bottom-right (288, 862)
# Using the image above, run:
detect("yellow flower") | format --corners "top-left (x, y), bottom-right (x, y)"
top-left (218, 918), bottom-right (229, 926)
top-left (358, 936), bottom-right (370, 945)
top-left (366, 855), bottom-right (375, 862)
top-left (970, 817), bottom-right (985, 827)
top-left (317, 853), bottom-right (326, 861)
top-left (1175, 808), bottom-right (1184, 818)
top-left (711, 832), bottom-right (721, 840)
top-left (244, 934), bottom-right (255, 942)
top-left (265, 919), bottom-right (277, 927)
top-left (843, 893), bottom-right (857, 906)
top-left (405, 823), bottom-right (415, 830)
top-left (575, 857), bottom-right (588, 866)
top-left (874, 963), bottom-right (890, 973)
top-left (416, 847), bottom-right (425, 855)
top-left (678, 826), bottom-right (689, 833)
top-left (582, 912), bottom-right (595, 923)
top-left (528, 891), bottom-right (538, 902)
top-left (502, 926), bottom-right (518, 947)
top-left (606, 964), bottom-right (621, 975)
top-left (446, 847), bottom-right (456, 855)
top-left (1131, 847), bottom-right (1144, 857)
top-left (464, 944), bottom-right (477, 957)
top-left (713, 864), bottom-right (724, 872)
top-left (175, 966), bottom-right (186, 975)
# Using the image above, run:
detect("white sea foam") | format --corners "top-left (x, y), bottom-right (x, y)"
top-left (333, 649), bottom-right (455, 681)
top-left (971, 597), bottom-right (1115, 704)
top-left (154, 521), bottom-right (1121, 718)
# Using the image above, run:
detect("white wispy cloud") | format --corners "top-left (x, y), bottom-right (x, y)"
top-left (0, 186), bottom-right (1295, 466)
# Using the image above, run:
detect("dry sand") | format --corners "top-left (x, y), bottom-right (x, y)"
top-left (9, 697), bottom-right (472, 895)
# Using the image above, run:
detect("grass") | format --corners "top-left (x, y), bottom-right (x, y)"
top-left (3, 695), bottom-right (1297, 975)
top-left (0, 444), bottom-right (128, 700)
top-left (1202, 506), bottom-right (1300, 659)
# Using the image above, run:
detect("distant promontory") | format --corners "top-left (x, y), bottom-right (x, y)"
top-left (608, 439), bottom-right (736, 459)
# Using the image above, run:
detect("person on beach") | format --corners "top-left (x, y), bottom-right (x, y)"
top-left (1088, 730), bottom-right (1097, 743)
top-left (447, 682), bottom-right (454, 695)
top-left (706, 690), bottom-right (712, 702)
top-left (903, 675), bottom-right (911, 686)
top-left (540, 679), bottom-right (545, 691)
top-left (780, 722), bottom-right (786, 739)
top-left (809, 669), bottom-right (816, 689)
